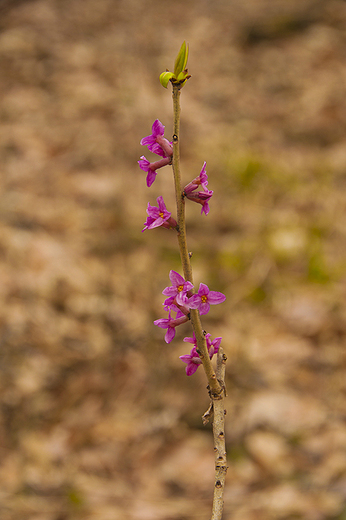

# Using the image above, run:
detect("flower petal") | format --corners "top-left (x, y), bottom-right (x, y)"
top-left (138, 156), bottom-right (150, 172)
top-left (200, 162), bottom-right (208, 186)
top-left (165, 326), bottom-right (175, 343)
top-left (201, 202), bottom-right (210, 215)
top-left (184, 281), bottom-right (194, 292)
top-left (156, 196), bottom-right (166, 212)
top-left (175, 291), bottom-right (189, 306)
top-left (142, 216), bottom-right (155, 231)
top-left (169, 270), bottom-right (185, 287)
top-left (183, 334), bottom-right (196, 345)
top-left (207, 291), bottom-right (226, 304)
top-left (198, 283), bottom-right (209, 296)
top-left (148, 217), bottom-right (165, 229)
top-left (153, 318), bottom-right (169, 329)
top-left (199, 301), bottom-right (210, 315)
top-left (152, 119), bottom-right (165, 137)
top-left (146, 204), bottom-right (159, 217)
top-left (186, 363), bottom-right (199, 376)
top-left (146, 170), bottom-right (157, 187)
top-left (188, 295), bottom-right (201, 309)
top-left (150, 143), bottom-right (166, 157)
top-left (162, 286), bottom-right (177, 296)
top-left (140, 135), bottom-right (156, 147)
top-left (212, 337), bottom-right (222, 354)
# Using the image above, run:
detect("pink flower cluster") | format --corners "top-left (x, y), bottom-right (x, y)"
top-left (180, 332), bottom-right (222, 376)
top-left (138, 120), bottom-right (225, 375)
top-left (139, 120), bottom-right (213, 218)
top-left (153, 270), bottom-right (225, 373)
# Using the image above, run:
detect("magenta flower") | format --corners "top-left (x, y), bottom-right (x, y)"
top-left (184, 332), bottom-right (222, 359)
top-left (188, 283), bottom-right (226, 315)
top-left (180, 333), bottom-right (223, 375)
top-left (154, 309), bottom-right (189, 344)
top-left (142, 196), bottom-right (177, 232)
top-left (138, 155), bottom-right (171, 187)
top-left (179, 346), bottom-right (202, 376)
top-left (184, 188), bottom-right (213, 215)
top-left (138, 156), bottom-right (156, 187)
top-left (183, 332), bottom-right (198, 347)
top-left (163, 298), bottom-right (179, 312)
top-left (140, 119), bottom-right (173, 158)
top-left (184, 162), bottom-right (209, 194)
top-left (162, 270), bottom-right (194, 306)
top-left (163, 295), bottom-right (190, 315)
top-left (183, 162), bottom-right (213, 214)
top-left (205, 333), bottom-right (222, 358)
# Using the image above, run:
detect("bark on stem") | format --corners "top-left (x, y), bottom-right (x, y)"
top-left (211, 348), bottom-right (227, 520)
top-left (171, 83), bottom-right (222, 397)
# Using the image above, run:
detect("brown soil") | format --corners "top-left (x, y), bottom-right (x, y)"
top-left (1, 0), bottom-right (346, 519)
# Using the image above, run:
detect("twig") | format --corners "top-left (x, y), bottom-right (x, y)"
top-left (202, 402), bottom-right (213, 426)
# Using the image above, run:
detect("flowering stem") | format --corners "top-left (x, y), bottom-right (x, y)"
top-left (172, 84), bottom-right (192, 282)
top-left (171, 84), bottom-right (222, 397)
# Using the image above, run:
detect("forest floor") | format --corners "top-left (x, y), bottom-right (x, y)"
top-left (1, 0), bottom-right (346, 519)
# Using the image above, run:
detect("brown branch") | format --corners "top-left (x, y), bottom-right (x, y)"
top-left (170, 78), bottom-right (227, 519)
top-left (171, 83), bottom-right (222, 397)
top-left (211, 348), bottom-right (227, 520)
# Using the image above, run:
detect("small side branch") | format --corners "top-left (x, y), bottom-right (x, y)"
top-left (211, 348), bottom-right (227, 520)
top-left (202, 401), bottom-right (213, 426)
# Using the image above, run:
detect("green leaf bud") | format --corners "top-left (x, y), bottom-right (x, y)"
top-left (160, 71), bottom-right (175, 88)
top-left (177, 71), bottom-right (187, 82)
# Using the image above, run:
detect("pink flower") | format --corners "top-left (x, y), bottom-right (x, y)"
top-left (183, 332), bottom-right (198, 347)
top-left (205, 333), bottom-right (222, 358)
top-left (188, 283), bottom-right (226, 315)
top-left (162, 270), bottom-right (194, 306)
top-left (185, 188), bottom-right (213, 215)
top-left (142, 196), bottom-right (177, 231)
top-left (163, 295), bottom-right (190, 315)
top-left (179, 346), bottom-right (202, 375)
top-left (184, 162), bottom-right (209, 194)
top-left (183, 163), bottom-right (213, 215)
top-left (184, 332), bottom-right (221, 359)
top-left (140, 119), bottom-right (173, 158)
top-left (138, 155), bottom-right (171, 187)
top-left (154, 309), bottom-right (189, 344)
top-left (180, 333), bottom-right (223, 375)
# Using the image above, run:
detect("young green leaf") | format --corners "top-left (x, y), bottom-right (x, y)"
top-left (174, 41), bottom-right (189, 77)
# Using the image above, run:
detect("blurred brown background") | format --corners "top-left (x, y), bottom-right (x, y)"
top-left (1, 0), bottom-right (346, 519)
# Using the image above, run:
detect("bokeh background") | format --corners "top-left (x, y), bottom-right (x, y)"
top-left (1, 0), bottom-right (346, 519)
